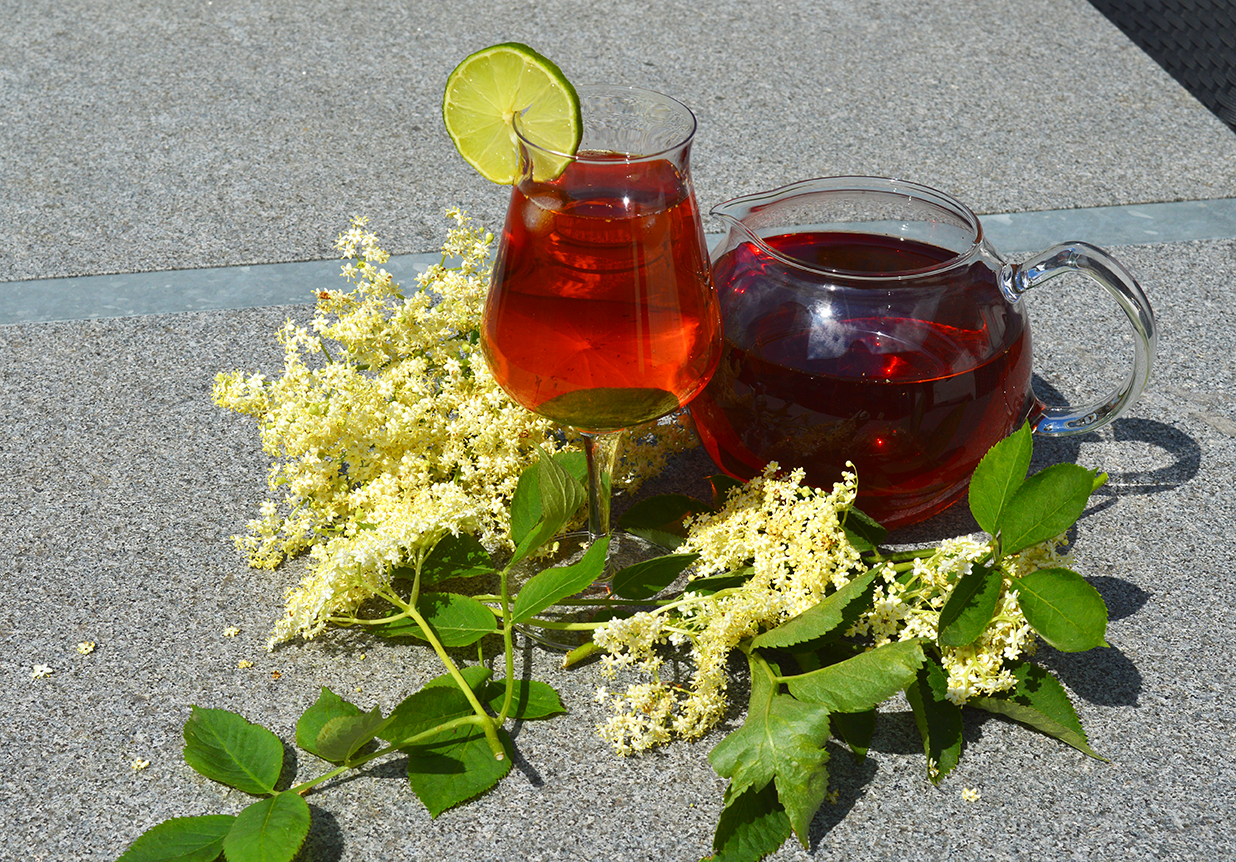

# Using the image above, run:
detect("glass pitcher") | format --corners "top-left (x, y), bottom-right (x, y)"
top-left (688, 176), bottom-right (1156, 528)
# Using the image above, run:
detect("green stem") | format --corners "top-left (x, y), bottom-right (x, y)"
top-left (404, 602), bottom-right (505, 760)
top-left (380, 549), bottom-right (505, 762)
top-left (326, 609), bottom-right (411, 627)
top-left (288, 714), bottom-right (492, 796)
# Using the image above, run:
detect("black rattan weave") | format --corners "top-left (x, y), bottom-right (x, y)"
top-left (1088, 0), bottom-right (1236, 131)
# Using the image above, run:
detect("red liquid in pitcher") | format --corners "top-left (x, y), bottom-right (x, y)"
top-left (483, 154), bottom-right (721, 432)
top-left (689, 231), bottom-right (1032, 528)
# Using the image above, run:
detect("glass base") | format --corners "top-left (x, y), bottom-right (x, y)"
top-left (508, 529), bottom-right (670, 651)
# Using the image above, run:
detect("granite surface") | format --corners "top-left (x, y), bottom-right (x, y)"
top-left (3, 1), bottom-right (1236, 860)
top-left (4, 0), bottom-right (1236, 283)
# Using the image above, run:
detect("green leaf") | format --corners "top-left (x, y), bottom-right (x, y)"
top-left (1012, 567), bottom-right (1109, 651)
top-left (936, 562), bottom-right (1004, 648)
top-left (996, 462), bottom-right (1093, 556)
top-left (511, 536), bottom-right (609, 623)
top-left (689, 567), bottom-right (755, 595)
top-left (830, 709), bottom-right (875, 761)
top-left (405, 725), bottom-right (513, 817)
top-left (314, 705), bottom-right (390, 764)
top-left (841, 507), bottom-right (887, 554)
top-left (220, 791), bottom-right (310, 862)
top-left (751, 569), bottom-right (877, 650)
top-left (785, 638), bottom-right (925, 713)
top-left (709, 654), bottom-right (831, 848)
top-left (380, 683), bottom-right (481, 748)
top-left (373, 592), bottom-right (497, 647)
top-left (968, 422), bottom-right (1032, 535)
top-left (610, 552), bottom-right (700, 600)
top-left (423, 663), bottom-right (493, 694)
top-left (707, 781), bottom-right (793, 862)
top-left (484, 678), bottom-right (567, 720)
top-left (182, 707), bottom-right (283, 796)
top-left (509, 447), bottom-right (587, 565)
top-left (708, 474), bottom-right (744, 509)
top-left (618, 493), bottom-right (711, 537)
top-left (421, 532), bottom-right (496, 582)
top-left (969, 662), bottom-right (1105, 759)
top-left (904, 656), bottom-right (963, 782)
top-left (624, 526), bottom-right (688, 551)
top-left (296, 687), bottom-right (362, 759)
top-left (116, 815), bottom-right (235, 862)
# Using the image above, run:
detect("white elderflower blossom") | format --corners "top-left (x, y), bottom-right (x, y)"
top-left (216, 212), bottom-right (690, 646)
top-left (594, 464), bottom-right (864, 753)
top-left (592, 461), bottom-right (1075, 754)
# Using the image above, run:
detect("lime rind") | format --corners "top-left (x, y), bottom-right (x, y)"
top-left (443, 42), bottom-right (582, 184)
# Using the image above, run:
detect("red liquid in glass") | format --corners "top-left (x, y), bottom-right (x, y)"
top-left (689, 231), bottom-right (1033, 528)
top-left (482, 154), bottom-right (721, 432)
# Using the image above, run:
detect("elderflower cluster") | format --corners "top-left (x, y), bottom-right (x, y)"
top-left (593, 462), bottom-right (1077, 754)
top-left (594, 464), bottom-right (867, 754)
top-left (215, 212), bottom-right (689, 647)
top-left (848, 534), bottom-right (1068, 705)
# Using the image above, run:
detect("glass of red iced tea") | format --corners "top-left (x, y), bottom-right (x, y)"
top-left (688, 176), bottom-right (1156, 529)
top-left (482, 85), bottom-right (722, 545)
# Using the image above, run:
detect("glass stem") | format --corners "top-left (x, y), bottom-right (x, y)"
top-left (582, 430), bottom-right (622, 542)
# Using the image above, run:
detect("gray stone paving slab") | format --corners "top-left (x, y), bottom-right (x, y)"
top-left (4, 0), bottom-right (1236, 283)
top-left (3, 0), bottom-right (1236, 859)
top-left (2, 236), bottom-right (1234, 861)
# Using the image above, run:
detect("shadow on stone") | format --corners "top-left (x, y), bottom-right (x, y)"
top-left (301, 804), bottom-right (344, 862)
top-left (1034, 642), bottom-right (1143, 707)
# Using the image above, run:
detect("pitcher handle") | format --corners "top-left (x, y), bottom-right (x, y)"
top-left (1004, 242), bottom-right (1157, 436)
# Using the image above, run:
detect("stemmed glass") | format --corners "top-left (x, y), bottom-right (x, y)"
top-left (481, 84), bottom-right (721, 563)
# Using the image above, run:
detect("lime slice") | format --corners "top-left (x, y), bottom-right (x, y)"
top-left (443, 42), bottom-right (582, 184)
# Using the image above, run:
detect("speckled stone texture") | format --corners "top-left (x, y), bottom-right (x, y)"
top-left (3, 1), bottom-right (1235, 860)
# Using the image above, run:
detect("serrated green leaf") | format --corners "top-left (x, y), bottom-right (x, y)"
top-left (1012, 567), bottom-right (1109, 651)
top-left (708, 474), bottom-right (744, 509)
top-left (380, 684), bottom-right (480, 748)
top-left (624, 525), bottom-right (687, 551)
top-left (904, 656), bottom-right (963, 782)
top-left (997, 462), bottom-right (1093, 556)
top-left (707, 781), bottom-right (793, 862)
top-left (373, 592), bottom-right (497, 647)
top-left (116, 814), bottom-right (235, 862)
top-left (610, 552), bottom-right (700, 600)
top-left (841, 506), bottom-right (887, 554)
top-left (423, 663), bottom-right (493, 694)
top-left (968, 422), bottom-right (1032, 535)
top-left (784, 638), bottom-right (925, 713)
top-left (511, 536), bottom-right (609, 623)
top-left (220, 791), bottom-right (310, 862)
top-left (969, 662), bottom-right (1105, 759)
top-left (618, 493), bottom-right (710, 551)
top-left (296, 687), bottom-right (363, 760)
top-left (182, 707), bottom-right (283, 796)
top-left (405, 725), bottom-right (513, 817)
top-left (484, 678), bottom-right (567, 720)
top-left (709, 654), bottom-right (830, 848)
top-left (689, 567), bottom-right (755, 595)
top-left (830, 709), bottom-right (875, 761)
top-left (751, 569), bottom-right (877, 650)
top-left (421, 532), bottom-right (496, 582)
top-left (937, 562), bottom-right (1004, 648)
top-left (509, 448), bottom-right (587, 565)
top-left (618, 493), bottom-right (711, 533)
top-left (509, 459), bottom-right (542, 549)
top-left (314, 706), bottom-right (390, 764)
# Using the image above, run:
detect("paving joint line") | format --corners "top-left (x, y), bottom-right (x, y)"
top-left (3, 198), bottom-right (1235, 325)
